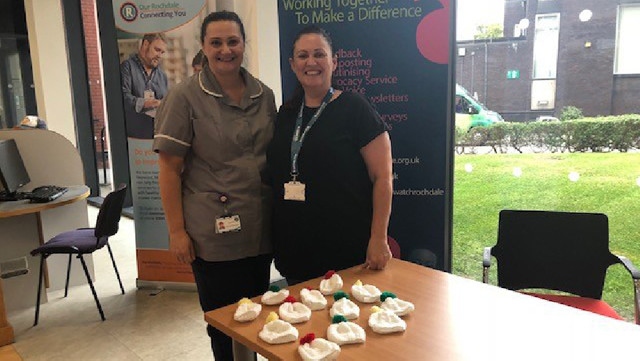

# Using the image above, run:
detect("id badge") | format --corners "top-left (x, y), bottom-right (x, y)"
top-left (144, 89), bottom-right (155, 100)
top-left (284, 181), bottom-right (305, 201)
top-left (215, 215), bottom-right (241, 234)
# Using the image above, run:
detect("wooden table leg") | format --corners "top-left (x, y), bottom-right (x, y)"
top-left (0, 278), bottom-right (15, 346)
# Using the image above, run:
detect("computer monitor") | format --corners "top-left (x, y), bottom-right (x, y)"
top-left (0, 138), bottom-right (31, 195)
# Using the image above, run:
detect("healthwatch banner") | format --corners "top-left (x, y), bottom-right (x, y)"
top-left (278, 0), bottom-right (453, 270)
top-left (114, 1), bottom-right (207, 34)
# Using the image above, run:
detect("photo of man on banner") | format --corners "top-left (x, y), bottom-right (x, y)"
top-left (120, 33), bottom-right (169, 140)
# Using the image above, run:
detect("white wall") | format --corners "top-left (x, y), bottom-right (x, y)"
top-left (218, 0), bottom-right (283, 107)
top-left (255, 1), bottom-right (283, 107)
top-left (24, 0), bottom-right (77, 146)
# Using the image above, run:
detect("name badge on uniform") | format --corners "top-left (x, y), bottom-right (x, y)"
top-left (215, 215), bottom-right (241, 234)
top-left (144, 89), bottom-right (155, 100)
top-left (284, 181), bottom-right (306, 201)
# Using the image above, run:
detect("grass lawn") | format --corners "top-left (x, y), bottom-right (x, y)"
top-left (452, 152), bottom-right (640, 321)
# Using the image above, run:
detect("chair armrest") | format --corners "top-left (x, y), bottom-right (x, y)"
top-left (482, 247), bottom-right (492, 267)
top-left (616, 255), bottom-right (640, 325)
top-left (616, 255), bottom-right (640, 279)
top-left (482, 247), bottom-right (493, 283)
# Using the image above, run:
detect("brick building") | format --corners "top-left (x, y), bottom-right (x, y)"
top-left (456, 0), bottom-right (640, 121)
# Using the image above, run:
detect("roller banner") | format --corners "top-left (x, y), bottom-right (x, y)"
top-left (278, 0), bottom-right (453, 270)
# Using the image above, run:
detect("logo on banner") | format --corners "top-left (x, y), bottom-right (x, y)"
top-left (120, 2), bottom-right (138, 22)
top-left (113, 0), bottom-right (206, 33)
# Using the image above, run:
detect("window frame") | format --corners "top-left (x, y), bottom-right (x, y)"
top-left (532, 13), bottom-right (560, 80)
top-left (614, 4), bottom-right (640, 75)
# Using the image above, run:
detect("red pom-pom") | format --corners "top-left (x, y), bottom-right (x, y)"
top-left (284, 295), bottom-right (297, 303)
top-left (324, 270), bottom-right (336, 279)
top-left (300, 333), bottom-right (316, 345)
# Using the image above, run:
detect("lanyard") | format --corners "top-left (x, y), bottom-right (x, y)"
top-left (290, 88), bottom-right (334, 180)
top-left (134, 55), bottom-right (154, 89)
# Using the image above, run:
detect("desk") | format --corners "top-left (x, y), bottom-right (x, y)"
top-left (0, 185), bottom-right (89, 346)
top-left (0, 185), bottom-right (90, 217)
top-left (205, 258), bottom-right (640, 360)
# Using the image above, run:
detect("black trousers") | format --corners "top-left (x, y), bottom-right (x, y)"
top-left (284, 277), bottom-right (303, 287)
top-left (191, 254), bottom-right (272, 361)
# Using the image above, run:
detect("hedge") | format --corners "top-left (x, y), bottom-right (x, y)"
top-left (456, 115), bottom-right (640, 153)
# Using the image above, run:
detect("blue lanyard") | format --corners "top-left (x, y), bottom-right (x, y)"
top-left (290, 88), bottom-right (334, 180)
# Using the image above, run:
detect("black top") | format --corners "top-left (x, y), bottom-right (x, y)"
top-left (267, 91), bottom-right (387, 280)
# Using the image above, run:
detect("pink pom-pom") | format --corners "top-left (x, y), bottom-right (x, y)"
top-left (300, 333), bottom-right (316, 345)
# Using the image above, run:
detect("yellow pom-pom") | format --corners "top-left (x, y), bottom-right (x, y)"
top-left (238, 297), bottom-right (253, 305)
top-left (370, 306), bottom-right (382, 313)
top-left (265, 311), bottom-right (279, 323)
top-left (354, 279), bottom-right (363, 286)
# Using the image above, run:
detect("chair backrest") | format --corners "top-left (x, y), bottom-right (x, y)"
top-left (492, 210), bottom-right (620, 299)
top-left (94, 184), bottom-right (127, 239)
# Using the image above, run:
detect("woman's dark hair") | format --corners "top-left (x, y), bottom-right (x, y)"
top-left (282, 25), bottom-right (337, 110)
top-left (191, 50), bottom-right (205, 68)
top-left (289, 25), bottom-right (333, 57)
top-left (200, 10), bottom-right (246, 44)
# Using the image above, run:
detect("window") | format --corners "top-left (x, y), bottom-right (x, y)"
top-left (615, 5), bottom-right (640, 74)
top-left (530, 79), bottom-right (556, 110)
top-left (532, 14), bottom-right (560, 79)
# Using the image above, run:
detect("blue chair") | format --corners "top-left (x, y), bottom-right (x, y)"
top-left (30, 184), bottom-right (127, 325)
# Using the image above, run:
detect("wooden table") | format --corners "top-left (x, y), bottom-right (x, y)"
top-left (0, 292), bottom-right (11, 347)
top-left (205, 258), bottom-right (640, 360)
top-left (0, 185), bottom-right (89, 346)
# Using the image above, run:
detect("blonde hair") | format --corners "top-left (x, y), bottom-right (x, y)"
top-left (141, 33), bottom-right (166, 46)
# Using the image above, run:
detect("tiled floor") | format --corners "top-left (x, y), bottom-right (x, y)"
top-left (6, 205), bottom-right (273, 360)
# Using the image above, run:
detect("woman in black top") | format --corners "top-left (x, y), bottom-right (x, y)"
top-left (267, 25), bottom-right (393, 283)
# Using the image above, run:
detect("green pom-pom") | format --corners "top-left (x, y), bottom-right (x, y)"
top-left (332, 315), bottom-right (348, 324)
top-left (380, 291), bottom-right (397, 302)
top-left (269, 285), bottom-right (281, 292)
top-left (333, 291), bottom-right (349, 301)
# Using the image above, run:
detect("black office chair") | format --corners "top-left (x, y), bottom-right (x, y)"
top-left (483, 210), bottom-right (640, 324)
top-left (30, 184), bottom-right (127, 325)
